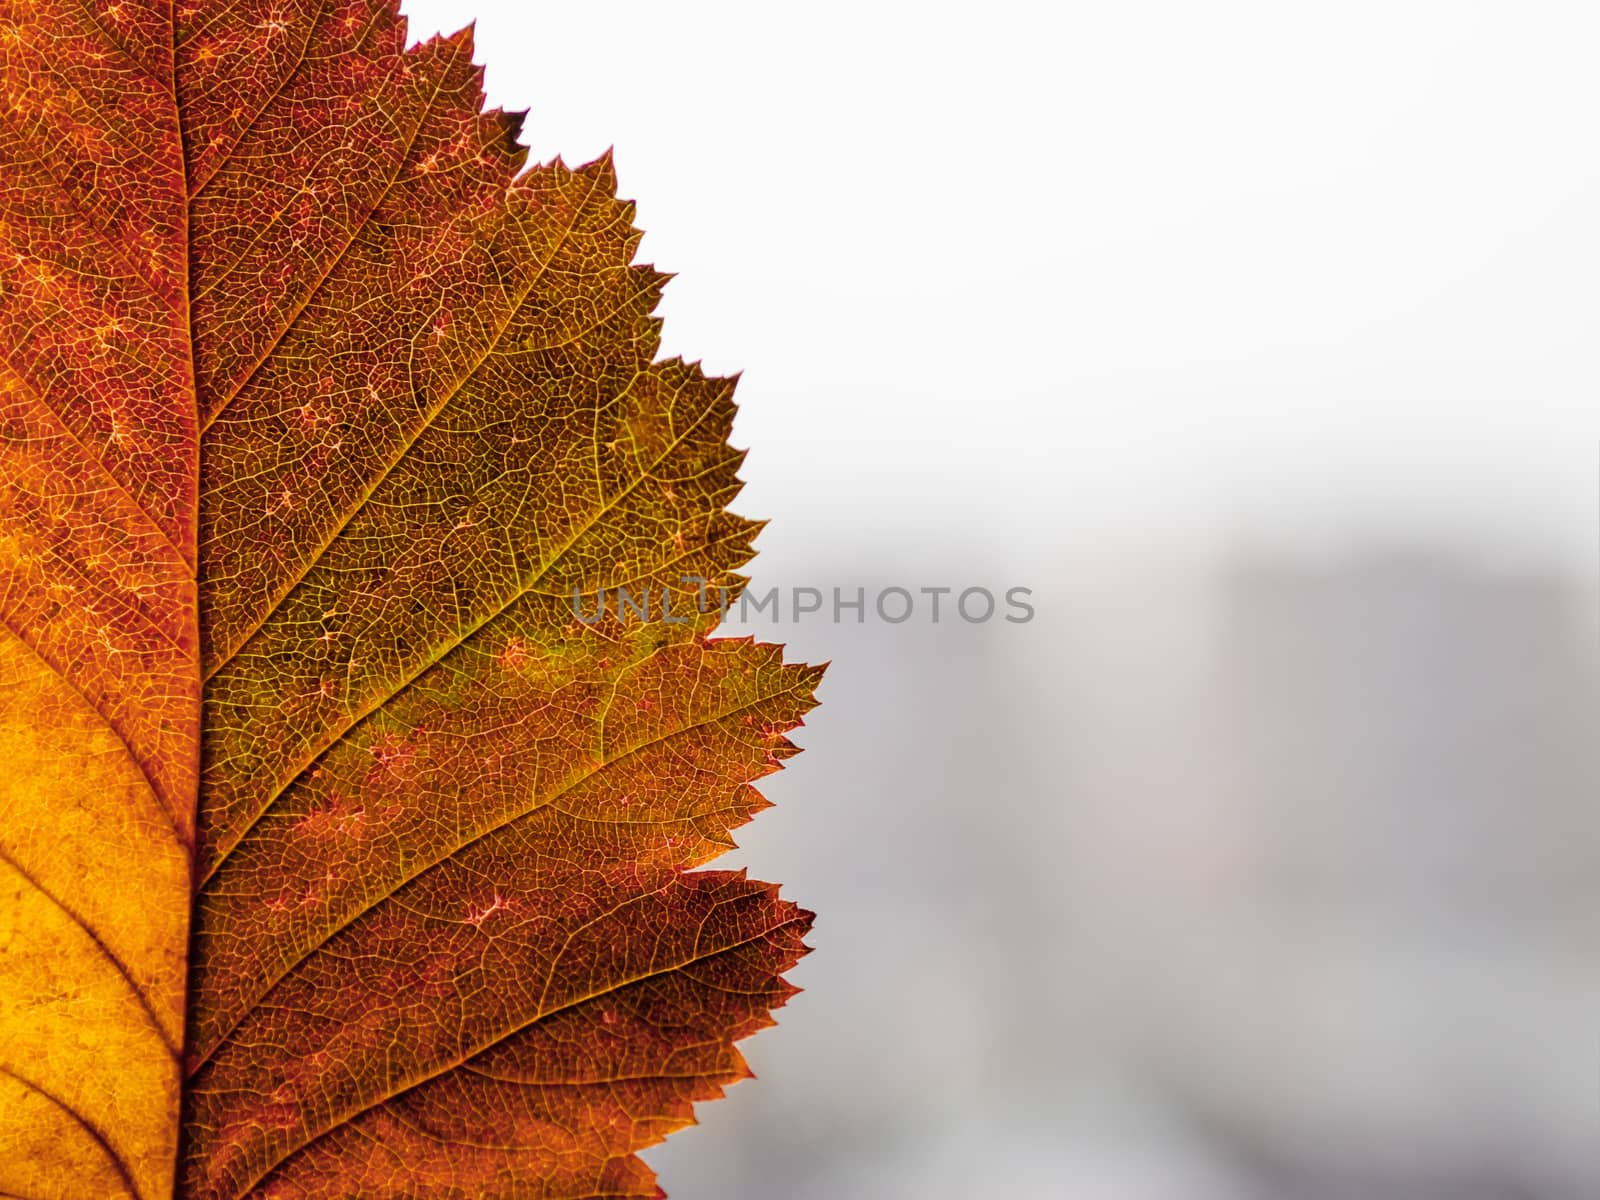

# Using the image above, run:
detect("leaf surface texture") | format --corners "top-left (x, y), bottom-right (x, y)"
top-left (0, 3), bottom-right (818, 1196)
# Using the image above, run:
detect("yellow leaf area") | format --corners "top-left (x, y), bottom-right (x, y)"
top-left (0, 2), bottom-right (820, 1197)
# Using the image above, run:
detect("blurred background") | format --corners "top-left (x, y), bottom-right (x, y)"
top-left (404, 3), bottom-right (1599, 1195)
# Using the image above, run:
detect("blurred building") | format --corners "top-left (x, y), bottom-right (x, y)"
top-left (646, 547), bottom-right (1600, 1199)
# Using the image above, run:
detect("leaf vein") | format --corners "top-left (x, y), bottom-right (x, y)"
top-left (196, 32), bottom-right (463, 429)
top-left (194, 680), bottom-right (805, 1066)
top-left (0, 617), bottom-right (189, 849)
top-left (199, 360), bottom-right (727, 883)
top-left (238, 911), bottom-right (808, 1194)
top-left (0, 1065), bottom-right (146, 1200)
top-left (0, 847), bottom-right (178, 1059)
top-left (199, 161), bottom-right (606, 680)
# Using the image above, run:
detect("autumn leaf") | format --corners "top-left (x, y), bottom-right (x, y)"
top-left (0, 3), bottom-right (820, 1197)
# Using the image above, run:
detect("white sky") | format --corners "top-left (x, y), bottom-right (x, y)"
top-left (402, 0), bottom-right (1599, 575)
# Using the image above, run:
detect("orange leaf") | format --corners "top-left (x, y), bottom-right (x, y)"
top-left (0, 4), bottom-right (820, 1197)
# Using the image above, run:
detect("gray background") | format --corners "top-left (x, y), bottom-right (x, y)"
top-left (402, 3), bottom-right (1599, 1195)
